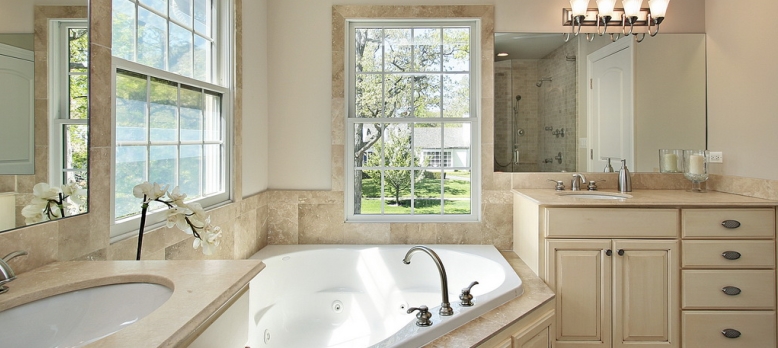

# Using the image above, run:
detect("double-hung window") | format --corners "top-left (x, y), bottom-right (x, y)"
top-left (110, 0), bottom-right (231, 240)
top-left (346, 20), bottom-right (480, 222)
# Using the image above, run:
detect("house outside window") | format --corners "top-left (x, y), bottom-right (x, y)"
top-left (110, 0), bottom-right (231, 240)
top-left (345, 20), bottom-right (480, 222)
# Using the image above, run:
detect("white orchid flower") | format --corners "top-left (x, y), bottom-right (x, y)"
top-left (187, 202), bottom-right (208, 221)
top-left (33, 183), bottom-right (61, 200)
top-left (165, 206), bottom-right (191, 232)
top-left (149, 182), bottom-right (168, 200)
top-left (132, 182), bottom-right (152, 200)
top-left (168, 186), bottom-right (187, 206)
top-left (193, 222), bottom-right (222, 255)
top-left (133, 181), bottom-right (168, 202)
top-left (62, 182), bottom-right (87, 205)
top-left (21, 204), bottom-right (46, 224)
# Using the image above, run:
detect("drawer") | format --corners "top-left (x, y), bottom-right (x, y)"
top-left (682, 209), bottom-right (775, 239)
top-left (682, 311), bottom-right (776, 348)
top-left (682, 270), bottom-right (776, 309)
top-left (545, 208), bottom-right (678, 238)
top-left (682, 240), bottom-right (775, 268)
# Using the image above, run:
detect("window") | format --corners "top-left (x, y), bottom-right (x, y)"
top-left (346, 20), bottom-right (480, 222)
top-left (50, 21), bottom-right (89, 194)
top-left (111, 0), bottom-right (231, 239)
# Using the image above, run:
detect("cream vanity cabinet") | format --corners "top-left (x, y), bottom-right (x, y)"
top-left (513, 190), bottom-right (778, 348)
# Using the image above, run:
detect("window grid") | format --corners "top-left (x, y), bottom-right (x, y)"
top-left (347, 21), bottom-right (478, 222)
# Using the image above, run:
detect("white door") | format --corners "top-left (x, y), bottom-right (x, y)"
top-left (0, 43), bottom-right (34, 174)
top-left (588, 38), bottom-right (634, 172)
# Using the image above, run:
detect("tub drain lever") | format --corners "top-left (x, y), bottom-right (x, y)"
top-left (459, 281), bottom-right (479, 306)
top-left (407, 305), bottom-right (433, 327)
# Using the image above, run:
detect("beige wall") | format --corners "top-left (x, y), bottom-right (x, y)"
top-left (705, 0), bottom-right (778, 181)
top-left (241, 0), bottom-right (269, 195)
top-left (0, 0), bottom-right (86, 33)
top-left (265, 0), bottom-right (706, 190)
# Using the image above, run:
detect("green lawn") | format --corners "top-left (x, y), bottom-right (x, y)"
top-left (360, 171), bottom-right (471, 199)
top-left (360, 198), bottom-right (471, 214)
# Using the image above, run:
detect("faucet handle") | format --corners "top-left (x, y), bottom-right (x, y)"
top-left (407, 305), bottom-right (433, 327)
top-left (3, 250), bottom-right (28, 263)
top-left (460, 281), bottom-right (479, 306)
top-left (548, 179), bottom-right (565, 191)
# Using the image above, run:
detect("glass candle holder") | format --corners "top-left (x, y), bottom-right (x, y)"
top-left (659, 149), bottom-right (683, 173)
top-left (683, 150), bottom-right (708, 192)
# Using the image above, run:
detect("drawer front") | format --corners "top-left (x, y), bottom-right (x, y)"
top-left (682, 209), bottom-right (775, 238)
top-left (682, 240), bottom-right (776, 268)
top-left (682, 311), bottom-right (776, 348)
top-left (682, 270), bottom-right (776, 309)
top-left (545, 208), bottom-right (679, 238)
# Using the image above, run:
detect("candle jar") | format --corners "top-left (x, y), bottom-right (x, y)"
top-left (659, 149), bottom-right (683, 173)
top-left (683, 150), bottom-right (709, 192)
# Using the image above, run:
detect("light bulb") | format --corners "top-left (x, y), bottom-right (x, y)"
top-left (622, 0), bottom-right (643, 17)
top-left (648, 0), bottom-right (670, 18)
top-left (596, 0), bottom-right (617, 17)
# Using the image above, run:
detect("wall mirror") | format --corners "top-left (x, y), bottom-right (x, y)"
top-left (493, 32), bottom-right (706, 173)
top-left (0, 2), bottom-right (89, 232)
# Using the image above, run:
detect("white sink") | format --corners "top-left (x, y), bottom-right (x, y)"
top-left (556, 191), bottom-right (632, 200)
top-left (0, 282), bottom-right (172, 347)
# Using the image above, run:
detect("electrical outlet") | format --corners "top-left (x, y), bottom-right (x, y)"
top-left (709, 151), bottom-right (723, 163)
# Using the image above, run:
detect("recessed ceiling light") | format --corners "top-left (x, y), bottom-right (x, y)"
top-left (497, 52), bottom-right (509, 57)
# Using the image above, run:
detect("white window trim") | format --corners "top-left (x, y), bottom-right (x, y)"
top-left (49, 19), bottom-right (89, 187)
top-left (344, 19), bottom-right (482, 223)
top-left (109, 0), bottom-right (234, 242)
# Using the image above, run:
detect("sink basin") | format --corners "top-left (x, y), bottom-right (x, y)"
top-left (556, 192), bottom-right (632, 200)
top-left (0, 282), bottom-right (172, 347)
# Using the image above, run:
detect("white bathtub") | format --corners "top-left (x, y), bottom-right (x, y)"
top-left (246, 245), bottom-right (523, 348)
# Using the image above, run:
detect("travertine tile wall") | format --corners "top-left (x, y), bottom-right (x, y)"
top-left (538, 39), bottom-right (576, 172)
top-left (0, 0), bottom-right (269, 275)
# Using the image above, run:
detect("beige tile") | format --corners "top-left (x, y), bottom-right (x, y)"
top-left (0, 222), bottom-right (58, 274)
top-left (482, 203), bottom-right (512, 250)
top-left (56, 214), bottom-right (96, 261)
top-left (298, 204), bottom-right (345, 244)
top-left (343, 223), bottom-right (390, 244)
top-left (435, 222), bottom-right (483, 244)
top-left (88, 44), bottom-right (114, 148)
top-left (89, 0), bottom-right (112, 48)
top-left (389, 223), bottom-right (437, 244)
top-left (268, 203), bottom-right (298, 244)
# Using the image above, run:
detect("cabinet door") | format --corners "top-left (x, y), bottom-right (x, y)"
top-left (612, 240), bottom-right (679, 348)
top-left (547, 239), bottom-right (612, 348)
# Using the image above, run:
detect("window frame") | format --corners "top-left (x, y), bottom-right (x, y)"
top-left (49, 19), bottom-right (89, 188)
top-left (109, 0), bottom-right (233, 241)
top-left (344, 19), bottom-right (481, 223)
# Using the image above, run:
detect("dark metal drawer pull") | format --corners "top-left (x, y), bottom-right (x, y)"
top-left (721, 220), bottom-right (741, 229)
top-left (722, 329), bottom-right (741, 339)
top-left (722, 251), bottom-right (742, 260)
top-left (722, 286), bottom-right (742, 296)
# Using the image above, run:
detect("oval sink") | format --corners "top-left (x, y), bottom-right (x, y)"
top-left (0, 282), bottom-right (172, 347)
top-left (556, 192), bottom-right (632, 200)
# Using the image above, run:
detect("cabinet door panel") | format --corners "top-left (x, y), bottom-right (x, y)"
top-left (612, 240), bottom-right (679, 348)
top-left (547, 240), bottom-right (611, 348)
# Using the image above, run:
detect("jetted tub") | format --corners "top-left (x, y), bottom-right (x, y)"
top-left (246, 245), bottom-right (523, 348)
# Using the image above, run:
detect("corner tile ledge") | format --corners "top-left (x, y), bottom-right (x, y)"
top-left (0, 260), bottom-right (265, 347)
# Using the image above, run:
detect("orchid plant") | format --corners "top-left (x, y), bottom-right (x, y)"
top-left (21, 183), bottom-right (87, 225)
top-left (133, 182), bottom-right (222, 260)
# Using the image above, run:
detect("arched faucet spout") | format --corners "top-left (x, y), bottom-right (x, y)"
top-left (402, 246), bottom-right (453, 316)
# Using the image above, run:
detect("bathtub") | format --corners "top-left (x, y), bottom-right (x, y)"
top-left (246, 245), bottom-right (523, 348)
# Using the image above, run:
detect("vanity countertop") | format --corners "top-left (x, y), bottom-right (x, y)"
top-left (0, 259), bottom-right (265, 347)
top-left (513, 189), bottom-right (778, 207)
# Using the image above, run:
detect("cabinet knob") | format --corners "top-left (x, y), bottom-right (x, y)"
top-left (721, 329), bottom-right (741, 339)
top-left (605, 249), bottom-right (612, 256)
top-left (722, 286), bottom-right (742, 296)
top-left (721, 220), bottom-right (741, 229)
top-left (722, 251), bottom-right (742, 260)
top-left (617, 249), bottom-right (625, 256)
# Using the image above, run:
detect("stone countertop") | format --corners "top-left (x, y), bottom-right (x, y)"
top-left (0, 260), bottom-right (265, 347)
top-left (513, 189), bottom-right (778, 207)
top-left (423, 252), bottom-right (555, 347)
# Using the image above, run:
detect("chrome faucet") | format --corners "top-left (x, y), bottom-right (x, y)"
top-left (402, 246), bottom-right (453, 316)
top-left (571, 173), bottom-right (587, 191)
top-left (1, 251), bottom-right (28, 294)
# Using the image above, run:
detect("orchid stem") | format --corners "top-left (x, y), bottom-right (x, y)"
top-left (136, 198), bottom-right (149, 261)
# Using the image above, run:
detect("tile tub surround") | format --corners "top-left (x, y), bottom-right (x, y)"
top-left (0, 259), bottom-right (264, 347)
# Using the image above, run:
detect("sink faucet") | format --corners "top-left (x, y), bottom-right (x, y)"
top-left (402, 246), bottom-right (453, 316)
top-left (1, 251), bottom-right (28, 294)
top-left (571, 173), bottom-right (587, 191)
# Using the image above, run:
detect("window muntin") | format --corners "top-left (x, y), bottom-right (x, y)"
top-left (346, 21), bottom-right (479, 222)
top-left (111, 0), bottom-right (230, 239)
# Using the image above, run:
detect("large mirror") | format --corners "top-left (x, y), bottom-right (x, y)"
top-left (0, 3), bottom-right (89, 232)
top-left (493, 33), bottom-right (706, 173)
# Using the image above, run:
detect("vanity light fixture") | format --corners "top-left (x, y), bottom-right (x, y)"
top-left (563, 0), bottom-right (670, 43)
top-left (497, 52), bottom-right (509, 57)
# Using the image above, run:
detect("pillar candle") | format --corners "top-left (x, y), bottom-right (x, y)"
top-left (662, 153), bottom-right (678, 172)
top-left (688, 154), bottom-right (705, 175)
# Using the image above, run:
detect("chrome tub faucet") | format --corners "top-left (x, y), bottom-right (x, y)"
top-left (1, 251), bottom-right (28, 294)
top-left (403, 246), bottom-right (453, 316)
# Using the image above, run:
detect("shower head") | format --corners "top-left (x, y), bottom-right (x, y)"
top-left (515, 95), bottom-right (521, 101)
top-left (536, 77), bottom-right (553, 87)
